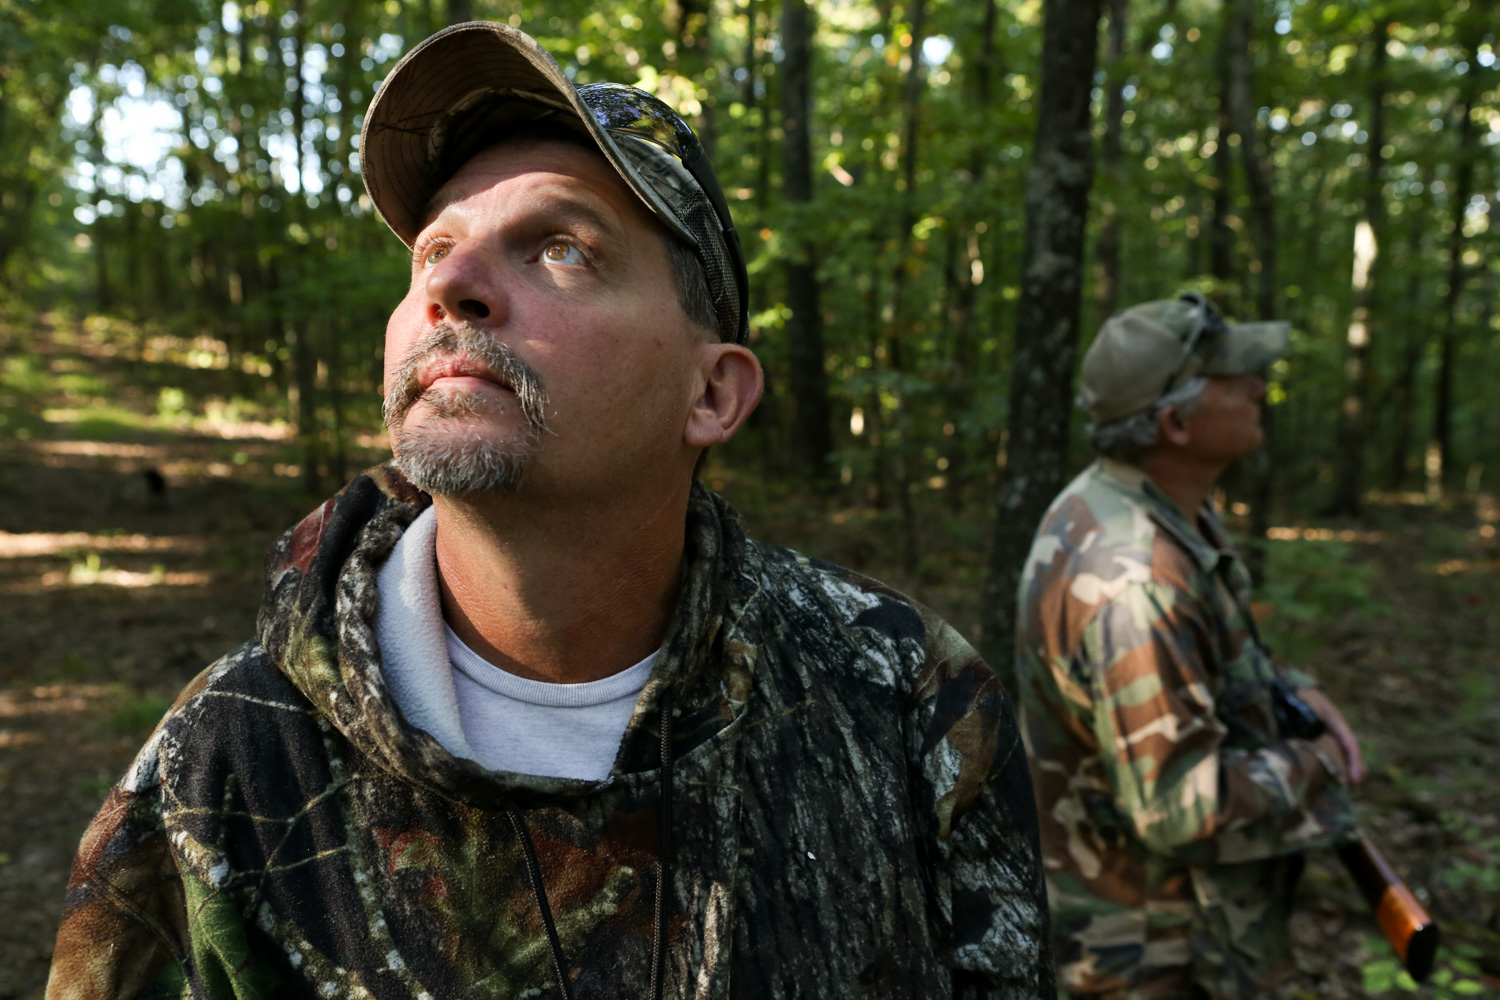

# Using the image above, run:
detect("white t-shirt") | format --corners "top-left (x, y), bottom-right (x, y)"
top-left (374, 506), bottom-right (653, 781)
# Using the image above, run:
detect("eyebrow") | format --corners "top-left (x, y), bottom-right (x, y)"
top-left (419, 187), bottom-right (626, 247)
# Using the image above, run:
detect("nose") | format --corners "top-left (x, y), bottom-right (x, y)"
top-left (422, 244), bottom-right (503, 326)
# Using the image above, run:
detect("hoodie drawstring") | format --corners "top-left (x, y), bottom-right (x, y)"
top-left (504, 691), bottom-right (676, 1000)
top-left (649, 689), bottom-right (675, 1000)
top-left (502, 802), bottom-right (575, 1000)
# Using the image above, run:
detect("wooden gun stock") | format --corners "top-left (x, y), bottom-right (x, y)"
top-left (1270, 682), bottom-right (1438, 979)
top-left (1337, 835), bottom-right (1439, 982)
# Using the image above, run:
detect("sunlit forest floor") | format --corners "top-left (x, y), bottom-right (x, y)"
top-left (1, 313), bottom-right (1497, 998)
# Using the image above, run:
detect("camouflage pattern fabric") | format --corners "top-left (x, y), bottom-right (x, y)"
top-left (1014, 459), bottom-right (1357, 998)
top-left (48, 465), bottom-right (1053, 999)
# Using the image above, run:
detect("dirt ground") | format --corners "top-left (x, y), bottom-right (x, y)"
top-left (2, 315), bottom-right (1498, 998)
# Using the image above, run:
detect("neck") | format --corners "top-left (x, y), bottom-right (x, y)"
top-left (430, 479), bottom-right (693, 684)
top-left (1137, 451), bottom-right (1228, 522)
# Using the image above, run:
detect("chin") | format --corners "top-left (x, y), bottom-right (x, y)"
top-left (391, 423), bottom-right (540, 497)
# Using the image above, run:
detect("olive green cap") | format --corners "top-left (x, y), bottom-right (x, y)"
top-left (1078, 294), bottom-right (1289, 424)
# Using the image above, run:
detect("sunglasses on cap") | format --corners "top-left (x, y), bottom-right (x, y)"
top-left (1162, 291), bottom-right (1229, 394)
top-left (577, 83), bottom-right (749, 345)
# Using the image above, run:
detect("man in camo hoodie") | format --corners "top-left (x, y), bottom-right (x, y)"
top-left (47, 22), bottom-right (1051, 1000)
top-left (1014, 293), bottom-right (1364, 998)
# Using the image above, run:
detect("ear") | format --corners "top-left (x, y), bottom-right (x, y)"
top-left (1156, 404), bottom-right (1193, 448)
top-left (684, 344), bottom-right (764, 449)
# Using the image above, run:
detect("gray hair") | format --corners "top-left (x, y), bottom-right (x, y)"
top-left (1088, 377), bottom-right (1207, 463)
top-left (663, 234), bottom-right (719, 339)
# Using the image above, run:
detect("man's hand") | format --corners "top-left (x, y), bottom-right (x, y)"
top-left (1298, 686), bottom-right (1366, 785)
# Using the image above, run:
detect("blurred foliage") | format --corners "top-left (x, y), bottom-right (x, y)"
top-left (1362, 945), bottom-right (1490, 995)
top-left (1257, 536), bottom-right (1388, 662)
top-left (106, 687), bottom-right (175, 736)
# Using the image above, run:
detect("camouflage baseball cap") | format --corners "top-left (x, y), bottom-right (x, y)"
top-left (1078, 292), bottom-right (1289, 423)
top-left (359, 21), bottom-right (747, 343)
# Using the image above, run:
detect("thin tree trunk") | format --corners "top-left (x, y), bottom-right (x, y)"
top-left (1227, 0), bottom-right (1280, 582)
top-left (944, 0), bottom-right (999, 508)
top-left (1095, 0), bottom-right (1126, 321)
top-left (1433, 39), bottom-right (1480, 491)
top-left (1329, 20), bottom-right (1388, 516)
top-left (980, 0), bottom-right (1103, 689)
top-left (1209, 18), bottom-right (1234, 288)
top-left (864, 247), bottom-right (888, 507)
top-left (741, 0), bottom-right (759, 110)
top-left (447, 0), bottom-right (472, 25)
top-left (885, 0), bottom-right (928, 571)
top-left (90, 96), bottom-right (113, 313)
top-left (288, 0), bottom-right (321, 493)
top-left (780, 0), bottom-right (832, 483)
top-left (1387, 162), bottom-right (1436, 489)
top-left (677, 0), bottom-right (717, 159)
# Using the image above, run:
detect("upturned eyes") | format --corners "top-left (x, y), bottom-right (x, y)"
top-left (542, 242), bottom-right (586, 265)
top-left (414, 238), bottom-right (591, 271)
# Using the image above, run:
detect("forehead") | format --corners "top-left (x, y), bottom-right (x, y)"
top-left (421, 137), bottom-right (646, 230)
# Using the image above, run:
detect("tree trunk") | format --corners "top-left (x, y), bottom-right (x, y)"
top-left (1094, 0), bottom-right (1126, 321)
top-left (447, 0), bottom-right (472, 25)
top-left (1208, 18), bottom-right (1234, 288)
top-left (289, 0), bottom-right (322, 493)
top-left (980, 0), bottom-right (1103, 688)
top-left (943, 0), bottom-right (999, 509)
top-left (885, 0), bottom-right (928, 571)
top-left (1387, 162), bottom-right (1435, 489)
top-left (741, 0), bottom-right (759, 110)
top-left (1227, 0), bottom-right (1280, 582)
top-left (676, 0), bottom-right (718, 159)
top-left (1432, 29), bottom-right (1481, 492)
top-left (779, 0), bottom-right (832, 483)
top-left (90, 95), bottom-right (113, 313)
top-left (1329, 20), bottom-right (1388, 517)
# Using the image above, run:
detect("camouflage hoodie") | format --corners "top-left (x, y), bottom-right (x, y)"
top-left (1014, 459), bottom-right (1356, 998)
top-left (48, 466), bottom-right (1053, 1000)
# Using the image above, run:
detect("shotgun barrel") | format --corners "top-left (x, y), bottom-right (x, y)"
top-left (1337, 835), bottom-right (1440, 983)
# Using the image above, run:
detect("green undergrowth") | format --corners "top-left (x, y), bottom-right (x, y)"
top-left (1258, 538), bottom-right (1389, 661)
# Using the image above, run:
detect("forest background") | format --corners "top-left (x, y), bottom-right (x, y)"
top-left (0, 0), bottom-right (1497, 997)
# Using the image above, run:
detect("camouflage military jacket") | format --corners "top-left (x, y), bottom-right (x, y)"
top-left (49, 466), bottom-right (1053, 1000)
top-left (1014, 459), bottom-right (1355, 998)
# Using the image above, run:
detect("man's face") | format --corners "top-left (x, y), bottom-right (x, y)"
top-left (383, 138), bottom-right (710, 500)
top-left (1178, 373), bottom-right (1268, 463)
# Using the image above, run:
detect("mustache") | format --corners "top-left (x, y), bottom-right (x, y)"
top-left (382, 322), bottom-right (550, 434)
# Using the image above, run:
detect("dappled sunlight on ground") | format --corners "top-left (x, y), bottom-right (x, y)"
top-left (0, 684), bottom-right (118, 722)
top-left (0, 531), bottom-right (200, 558)
top-left (36, 566), bottom-right (213, 590)
top-left (1429, 557), bottom-right (1498, 577)
top-left (1266, 525), bottom-right (1385, 543)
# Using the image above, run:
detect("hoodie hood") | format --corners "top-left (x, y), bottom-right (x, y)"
top-left (256, 465), bottom-right (757, 808)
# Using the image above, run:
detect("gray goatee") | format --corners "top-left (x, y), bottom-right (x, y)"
top-left (383, 321), bottom-right (550, 496)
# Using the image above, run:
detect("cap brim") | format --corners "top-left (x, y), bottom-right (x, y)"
top-left (1203, 320), bottom-right (1290, 375)
top-left (359, 21), bottom-right (694, 248)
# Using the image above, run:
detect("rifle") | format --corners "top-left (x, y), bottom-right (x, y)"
top-left (1271, 677), bottom-right (1440, 982)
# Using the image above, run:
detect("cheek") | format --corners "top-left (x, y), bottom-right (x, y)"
top-left (383, 295), bottom-right (426, 386)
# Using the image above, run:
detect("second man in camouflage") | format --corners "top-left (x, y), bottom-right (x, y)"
top-left (1014, 293), bottom-right (1365, 998)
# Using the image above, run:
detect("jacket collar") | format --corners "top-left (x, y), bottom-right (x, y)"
top-left (1096, 458), bottom-right (1234, 575)
top-left (258, 465), bottom-right (757, 805)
